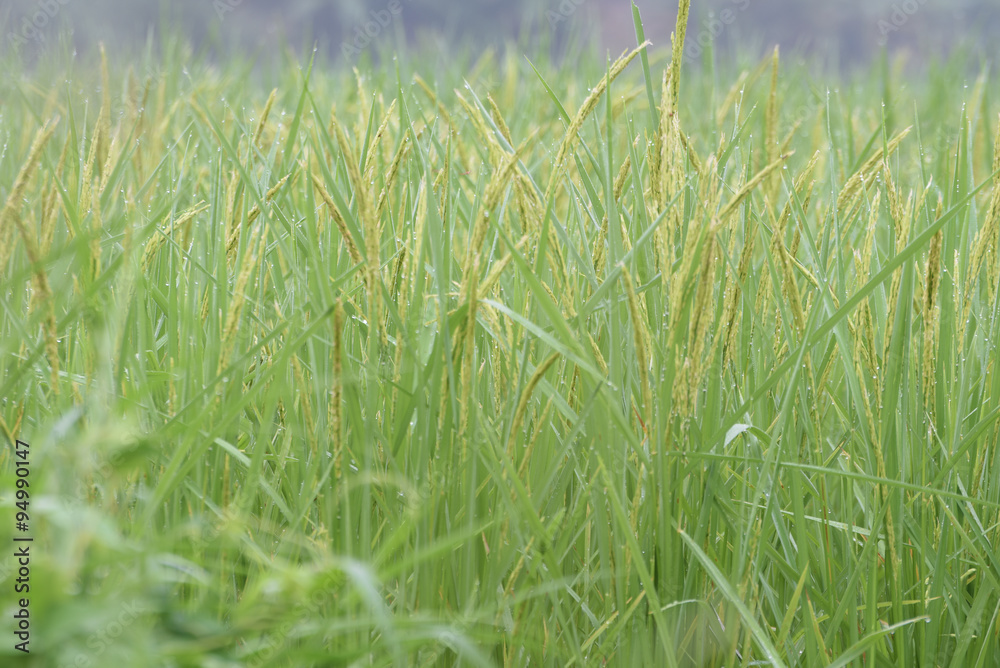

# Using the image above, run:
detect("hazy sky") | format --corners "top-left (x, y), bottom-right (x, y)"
top-left (2, 0), bottom-right (995, 66)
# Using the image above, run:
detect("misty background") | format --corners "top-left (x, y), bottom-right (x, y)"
top-left (2, 0), bottom-right (998, 67)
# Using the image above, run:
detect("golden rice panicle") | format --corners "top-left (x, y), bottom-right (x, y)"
top-left (668, 0), bottom-right (691, 117)
top-left (0, 120), bottom-right (54, 270)
top-left (412, 73), bottom-right (454, 128)
top-left (97, 42), bottom-right (111, 178)
top-left (621, 265), bottom-right (653, 428)
top-left (857, 193), bottom-right (882, 383)
top-left (959, 116), bottom-right (1000, 351)
top-left (674, 221), bottom-right (720, 419)
top-left (311, 171), bottom-right (363, 266)
top-left (721, 219), bottom-right (756, 369)
top-left (486, 94), bottom-right (514, 147)
top-left (455, 141), bottom-right (528, 393)
top-left (140, 203), bottom-right (209, 274)
top-left (592, 154), bottom-right (633, 276)
top-left (240, 174), bottom-right (292, 237)
top-left (0, 118), bottom-right (59, 252)
top-left (836, 126), bottom-right (911, 213)
top-left (333, 112), bottom-right (382, 345)
top-left (882, 166), bottom-right (914, 356)
top-left (544, 43), bottom-right (649, 205)
top-left (375, 132), bottom-right (411, 221)
top-left (458, 255), bottom-right (478, 452)
top-left (80, 112), bottom-right (102, 217)
top-left (218, 224), bottom-right (268, 375)
top-left (330, 300), bottom-right (345, 481)
top-left (455, 135), bottom-right (525, 421)
top-left (464, 138), bottom-right (531, 293)
top-left (506, 352), bottom-right (561, 460)
top-left (406, 180), bottom-right (429, 304)
top-left (364, 98), bottom-right (398, 179)
top-left (0, 118), bottom-right (60, 392)
top-left (715, 70), bottom-right (749, 128)
top-left (719, 151), bottom-right (793, 224)
top-left (39, 182), bottom-right (60, 259)
top-left (253, 88), bottom-right (278, 149)
top-left (923, 230), bottom-right (943, 414)
top-left (647, 70), bottom-right (667, 211)
top-left (291, 354), bottom-right (318, 455)
top-left (765, 46), bottom-right (781, 206)
top-left (752, 150), bottom-right (814, 343)
top-left (457, 93), bottom-right (502, 167)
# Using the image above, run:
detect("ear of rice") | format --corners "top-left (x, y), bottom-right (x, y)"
top-left (506, 352), bottom-right (560, 459)
top-left (486, 94), bottom-right (514, 146)
top-left (363, 98), bottom-right (398, 180)
top-left (330, 300), bottom-right (345, 481)
top-left (0, 118), bottom-right (59, 392)
top-left (718, 151), bottom-right (793, 223)
top-left (218, 223), bottom-right (268, 375)
top-left (253, 88), bottom-right (278, 149)
top-left (311, 171), bottom-right (363, 266)
top-left (667, 0), bottom-right (691, 117)
top-left (621, 265), bottom-right (653, 428)
top-left (291, 354), bottom-right (318, 456)
top-left (544, 43), bottom-right (649, 206)
top-left (374, 133), bottom-right (410, 221)
top-left (882, 166), bottom-right (913, 358)
top-left (332, 113), bottom-right (382, 347)
top-left (141, 203), bottom-right (210, 274)
top-left (97, 42), bottom-right (111, 179)
top-left (923, 231), bottom-right (943, 415)
top-left (836, 127), bottom-right (911, 213)
top-left (958, 117), bottom-right (1000, 353)
top-left (765, 46), bottom-right (781, 206)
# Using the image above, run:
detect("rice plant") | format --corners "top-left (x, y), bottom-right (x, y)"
top-left (2, 3), bottom-right (1000, 665)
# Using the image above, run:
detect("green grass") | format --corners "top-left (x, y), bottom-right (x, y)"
top-left (2, 7), bottom-right (1000, 666)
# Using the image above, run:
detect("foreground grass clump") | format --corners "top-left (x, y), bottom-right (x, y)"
top-left (3, 21), bottom-right (1000, 668)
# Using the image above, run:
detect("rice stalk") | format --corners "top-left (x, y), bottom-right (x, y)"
top-left (140, 203), bottom-right (210, 274)
top-left (835, 127), bottom-right (911, 214)
top-left (0, 118), bottom-right (60, 391)
top-left (923, 230), bottom-right (943, 414)
top-left (764, 46), bottom-right (781, 206)
top-left (97, 43), bottom-right (112, 179)
top-left (958, 118), bottom-right (1000, 353)
top-left (333, 112), bottom-right (382, 346)
top-left (374, 133), bottom-right (411, 221)
top-left (621, 265), bottom-right (653, 428)
top-left (330, 299), bottom-right (345, 481)
top-left (667, 0), bottom-right (691, 118)
top-left (218, 223), bottom-right (268, 374)
top-left (543, 43), bottom-right (649, 206)
top-left (363, 98), bottom-right (398, 180)
top-left (506, 352), bottom-right (560, 461)
top-left (253, 88), bottom-right (278, 149)
top-left (311, 171), bottom-right (363, 266)
top-left (882, 165), bottom-right (914, 359)
top-left (718, 151), bottom-right (794, 224)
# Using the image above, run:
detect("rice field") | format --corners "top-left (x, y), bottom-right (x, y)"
top-left (2, 4), bottom-right (1000, 666)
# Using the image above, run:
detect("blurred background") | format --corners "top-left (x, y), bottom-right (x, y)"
top-left (1, 0), bottom-right (998, 67)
